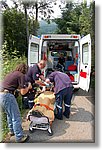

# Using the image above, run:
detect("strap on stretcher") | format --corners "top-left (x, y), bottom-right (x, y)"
top-left (34, 103), bottom-right (54, 111)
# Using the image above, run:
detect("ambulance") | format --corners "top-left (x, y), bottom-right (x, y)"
top-left (28, 34), bottom-right (91, 92)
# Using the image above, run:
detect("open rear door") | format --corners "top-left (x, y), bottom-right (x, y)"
top-left (28, 35), bottom-right (40, 66)
top-left (79, 34), bottom-right (91, 91)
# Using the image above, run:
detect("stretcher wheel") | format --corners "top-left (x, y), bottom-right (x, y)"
top-left (29, 121), bottom-right (34, 133)
top-left (29, 128), bottom-right (34, 133)
top-left (47, 126), bottom-right (53, 136)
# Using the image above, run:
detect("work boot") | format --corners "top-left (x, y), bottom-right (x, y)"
top-left (63, 106), bottom-right (70, 118)
top-left (8, 131), bottom-right (15, 136)
top-left (63, 111), bottom-right (70, 119)
top-left (55, 114), bottom-right (63, 120)
top-left (16, 134), bottom-right (29, 143)
top-left (55, 106), bottom-right (63, 120)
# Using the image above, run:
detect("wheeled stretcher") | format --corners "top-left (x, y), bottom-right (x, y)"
top-left (27, 90), bottom-right (55, 136)
top-left (27, 110), bottom-right (53, 136)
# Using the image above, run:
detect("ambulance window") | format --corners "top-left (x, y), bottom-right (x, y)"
top-left (82, 43), bottom-right (89, 64)
top-left (30, 43), bottom-right (39, 64)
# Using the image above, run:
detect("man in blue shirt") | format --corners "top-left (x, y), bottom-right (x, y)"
top-left (45, 71), bottom-right (73, 120)
top-left (26, 60), bottom-right (46, 84)
top-left (24, 60), bottom-right (46, 109)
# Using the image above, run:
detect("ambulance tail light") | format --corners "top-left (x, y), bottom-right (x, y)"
top-left (71, 35), bottom-right (79, 38)
top-left (44, 35), bottom-right (51, 39)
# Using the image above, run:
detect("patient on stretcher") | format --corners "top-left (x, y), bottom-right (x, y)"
top-left (28, 91), bottom-right (55, 123)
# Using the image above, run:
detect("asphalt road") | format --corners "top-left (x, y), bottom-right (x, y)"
top-left (7, 88), bottom-right (95, 143)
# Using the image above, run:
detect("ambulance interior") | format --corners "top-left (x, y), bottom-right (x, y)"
top-left (42, 40), bottom-right (79, 83)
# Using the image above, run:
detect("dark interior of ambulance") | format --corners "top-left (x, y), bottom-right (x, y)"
top-left (44, 40), bottom-right (79, 82)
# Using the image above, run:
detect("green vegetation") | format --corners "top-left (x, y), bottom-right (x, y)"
top-left (3, 8), bottom-right (39, 57)
top-left (1, 55), bottom-right (27, 80)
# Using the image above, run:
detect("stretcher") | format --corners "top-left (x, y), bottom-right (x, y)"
top-left (27, 110), bottom-right (53, 136)
top-left (27, 83), bottom-right (55, 136)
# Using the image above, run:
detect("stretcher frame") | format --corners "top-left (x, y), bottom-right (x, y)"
top-left (27, 111), bottom-right (53, 136)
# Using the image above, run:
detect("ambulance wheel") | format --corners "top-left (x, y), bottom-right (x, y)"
top-left (47, 127), bottom-right (53, 136)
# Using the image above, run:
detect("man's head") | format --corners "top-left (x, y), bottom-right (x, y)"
top-left (38, 60), bottom-right (46, 70)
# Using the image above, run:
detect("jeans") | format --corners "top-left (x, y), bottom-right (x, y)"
top-left (55, 87), bottom-right (73, 119)
top-left (0, 93), bottom-right (23, 141)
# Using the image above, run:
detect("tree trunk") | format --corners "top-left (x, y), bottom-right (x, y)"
top-left (24, 4), bottom-right (29, 45)
top-left (35, 2), bottom-right (38, 21)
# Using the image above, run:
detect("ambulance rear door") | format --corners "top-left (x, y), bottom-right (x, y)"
top-left (28, 35), bottom-right (40, 66)
top-left (79, 34), bottom-right (91, 91)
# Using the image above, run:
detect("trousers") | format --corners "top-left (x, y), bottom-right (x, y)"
top-left (0, 92), bottom-right (23, 141)
top-left (55, 87), bottom-right (73, 119)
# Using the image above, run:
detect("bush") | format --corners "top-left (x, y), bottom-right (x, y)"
top-left (1, 56), bottom-right (27, 80)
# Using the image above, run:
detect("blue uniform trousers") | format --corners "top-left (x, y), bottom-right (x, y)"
top-left (55, 87), bottom-right (73, 119)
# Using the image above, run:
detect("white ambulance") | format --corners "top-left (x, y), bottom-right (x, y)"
top-left (28, 34), bottom-right (91, 92)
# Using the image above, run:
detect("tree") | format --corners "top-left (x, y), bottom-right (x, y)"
top-left (90, 1), bottom-right (95, 66)
top-left (3, 8), bottom-right (34, 57)
top-left (23, 0), bottom-right (55, 22)
top-left (6, 0), bottom-right (56, 41)
top-left (79, 2), bottom-right (91, 36)
top-left (54, 1), bottom-right (81, 34)
top-left (79, 1), bottom-right (95, 66)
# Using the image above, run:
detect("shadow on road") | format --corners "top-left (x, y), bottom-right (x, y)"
top-left (69, 107), bottom-right (94, 122)
top-left (26, 118), bottom-right (70, 143)
top-left (74, 88), bottom-right (95, 105)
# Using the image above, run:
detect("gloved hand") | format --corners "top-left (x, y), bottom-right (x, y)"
top-left (45, 78), bottom-right (50, 83)
top-left (28, 82), bottom-right (32, 90)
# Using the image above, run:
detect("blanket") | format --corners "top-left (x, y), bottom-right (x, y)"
top-left (30, 91), bottom-right (55, 122)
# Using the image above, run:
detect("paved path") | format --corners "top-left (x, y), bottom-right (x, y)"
top-left (8, 89), bottom-right (95, 143)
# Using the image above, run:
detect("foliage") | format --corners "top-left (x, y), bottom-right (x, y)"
top-left (54, 1), bottom-right (95, 36)
top-left (79, 1), bottom-right (95, 66)
top-left (79, 2), bottom-right (91, 36)
top-left (20, 0), bottom-right (55, 21)
top-left (1, 55), bottom-right (27, 80)
top-left (3, 8), bottom-right (27, 57)
top-left (2, 111), bottom-right (9, 140)
top-left (54, 2), bottom-right (81, 34)
top-left (90, 1), bottom-right (95, 66)
top-left (1, 0), bottom-right (57, 42)
top-left (2, 7), bottom-right (39, 57)
top-left (1, 41), bottom-right (27, 80)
